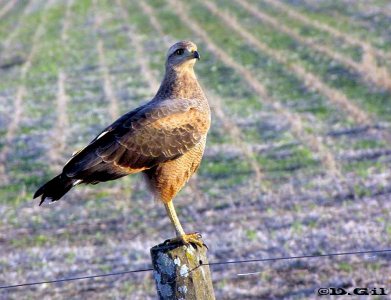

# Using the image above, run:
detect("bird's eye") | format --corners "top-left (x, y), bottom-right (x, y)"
top-left (175, 49), bottom-right (184, 55)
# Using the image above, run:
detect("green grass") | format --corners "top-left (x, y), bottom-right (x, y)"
top-left (1, 0), bottom-right (391, 299)
top-left (0, 1), bottom-right (29, 43)
top-left (278, 0), bottom-right (391, 53)
top-left (207, 0), bottom-right (391, 123)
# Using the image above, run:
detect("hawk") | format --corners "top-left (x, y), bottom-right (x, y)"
top-left (34, 41), bottom-right (211, 246)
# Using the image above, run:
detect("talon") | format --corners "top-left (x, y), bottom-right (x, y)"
top-left (180, 232), bottom-right (207, 249)
top-left (161, 232), bottom-right (208, 249)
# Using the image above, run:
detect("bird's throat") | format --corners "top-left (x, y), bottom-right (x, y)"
top-left (156, 66), bottom-right (202, 100)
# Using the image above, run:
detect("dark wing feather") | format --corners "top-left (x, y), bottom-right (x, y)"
top-left (63, 99), bottom-right (210, 182)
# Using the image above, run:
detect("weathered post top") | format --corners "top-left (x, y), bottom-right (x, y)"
top-left (150, 237), bottom-right (215, 300)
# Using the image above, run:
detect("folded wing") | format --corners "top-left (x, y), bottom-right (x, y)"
top-left (63, 99), bottom-right (210, 184)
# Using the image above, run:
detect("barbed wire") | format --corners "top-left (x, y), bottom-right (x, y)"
top-left (1, 248), bottom-right (390, 290)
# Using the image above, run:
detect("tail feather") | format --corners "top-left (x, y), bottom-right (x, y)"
top-left (33, 174), bottom-right (76, 205)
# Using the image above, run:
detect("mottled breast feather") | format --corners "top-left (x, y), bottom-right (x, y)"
top-left (63, 99), bottom-right (210, 177)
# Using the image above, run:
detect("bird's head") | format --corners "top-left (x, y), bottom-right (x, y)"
top-left (165, 41), bottom-right (200, 70)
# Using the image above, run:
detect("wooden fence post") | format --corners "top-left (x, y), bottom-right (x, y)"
top-left (150, 237), bottom-right (215, 300)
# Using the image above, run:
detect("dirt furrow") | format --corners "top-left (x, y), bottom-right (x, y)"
top-left (203, 1), bottom-right (370, 126)
top-left (139, 0), bottom-right (266, 192)
top-left (138, 2), bottom-right (163, 40)
top-left (50, 0), bottom-right (73, 170)
top-left (115, 0), bottom-right (160, 92)
top-left (235, 0), bottom-right (391, 93)
top-left (204, 1), bottom-right (391, 147)
top-left (0, 0), bottom-right (35, 55)
top-left (0, 86), bottom-right (25, 183)
top-left (92, 0), bottom-right (119, 121)
top-left (168, 0), bottom-right (342, 179)
top-left (0, 0), bottom-right (18, 20)
top-left (138, 1), bottom-right (164, 38)
top-left (324, 0), bottom-right (391, 29)
top-left (60, 0), bottom-right (72, 42)
top-left (205, 91), bottom-right (266, 192)
top-left (50, 71), bottom-right (69, 169)
top-left (262, 0), bottom-right (391, 62)
top-left (0, 0), bottom-right (55, 185)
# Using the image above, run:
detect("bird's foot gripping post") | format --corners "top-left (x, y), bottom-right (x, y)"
top-left (163, 202), bottom-right (207, 248)
top-left (150, 235), bottom-right (215, 300)
top-left (164, 232), bottom-right (207, 249)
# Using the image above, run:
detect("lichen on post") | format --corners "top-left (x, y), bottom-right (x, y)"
top-left (150, 237), bottom-right (215, 300)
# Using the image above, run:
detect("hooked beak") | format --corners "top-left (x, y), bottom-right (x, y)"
top-left (193, 50), bottom-right (200, 60)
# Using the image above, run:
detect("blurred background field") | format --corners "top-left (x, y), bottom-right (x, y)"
top-left (1, 0), bottom-right (391, 298)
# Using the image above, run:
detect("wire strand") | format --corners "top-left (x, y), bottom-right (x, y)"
top-left (206, 248), bottom-right (391, 267)
top-left (1, 248), bottom-right (390, 290)
top-left (0, 268), bottom-right (153, 289)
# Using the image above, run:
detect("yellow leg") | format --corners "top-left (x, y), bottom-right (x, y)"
top-left (164, 201), bottom-right (186, 237)
top-left (164, 201), bottom-right (205, 248)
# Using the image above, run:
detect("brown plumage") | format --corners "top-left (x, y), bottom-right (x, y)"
top-left (34, 41), bottom-right (210, 245)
